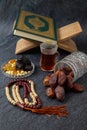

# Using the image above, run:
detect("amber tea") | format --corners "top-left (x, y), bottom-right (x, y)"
top-left (40, 42), bottom-right (58, 71)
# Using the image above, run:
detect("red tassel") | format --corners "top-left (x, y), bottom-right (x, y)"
top-left (24, 105), bottom-right (69, 117)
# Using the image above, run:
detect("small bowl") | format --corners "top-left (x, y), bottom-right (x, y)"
top-left (1, 61), bottom-right (35, 78)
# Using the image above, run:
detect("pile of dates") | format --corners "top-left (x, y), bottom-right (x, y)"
top-left (16, 55), bottom-right (33, 71)
top-left (43, 66), bottom-right (84, 101)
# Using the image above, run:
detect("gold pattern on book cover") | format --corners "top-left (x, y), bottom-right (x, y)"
top-left (16, 10), bottom-right (56, 39)
top-left (29, 17), bottom-right (45, 30)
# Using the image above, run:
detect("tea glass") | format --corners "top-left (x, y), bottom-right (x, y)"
top-left (40, 42), bottom-right (58, 71)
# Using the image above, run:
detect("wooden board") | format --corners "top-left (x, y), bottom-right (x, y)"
top-left (58, 21), bottom-right (82, 42)
top-left (59, 39), bottom-right (78, 52)
top-left (15, 38), bottom-right (39, 54)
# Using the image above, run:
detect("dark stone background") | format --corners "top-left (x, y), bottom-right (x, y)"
top-left (0, 0), bottom-right (87, 130)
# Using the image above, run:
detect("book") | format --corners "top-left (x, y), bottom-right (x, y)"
top-left (13, 10), bottom-right (57, 44)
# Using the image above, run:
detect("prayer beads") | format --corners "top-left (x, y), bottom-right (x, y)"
top-left (5, 79), bottom-right (42, 109)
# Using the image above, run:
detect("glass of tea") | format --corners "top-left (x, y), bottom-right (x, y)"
top-left (40, 42), bottom-right (58, 71)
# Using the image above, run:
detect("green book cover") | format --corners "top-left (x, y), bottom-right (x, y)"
top-left (13, 10), bottom-right (57, 44)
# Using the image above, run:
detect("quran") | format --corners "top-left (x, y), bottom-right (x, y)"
top-left (13, 10), bottom-right (57, 44)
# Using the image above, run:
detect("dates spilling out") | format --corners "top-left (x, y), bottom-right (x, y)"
top-left (43, 66), bottom-right (84, 101)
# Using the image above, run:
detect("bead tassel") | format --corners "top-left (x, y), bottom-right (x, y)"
top-left (24, 105), bottom-right (68, 117)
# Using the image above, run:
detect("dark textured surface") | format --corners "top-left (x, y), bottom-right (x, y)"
top-left (0, 0), bottom-right (87, 130)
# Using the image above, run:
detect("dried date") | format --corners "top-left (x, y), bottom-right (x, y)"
top-left (72, 83), bottom-right (84, 92)
top-left (62, 66), bottom-right (72, 75)
top-left (49, 73), bottom-right (58, 88)
top-left (66, 75), bottom-right (73, 90)
top-left (43, 75), bottom-right (51, 87)
top-left (55, 85), bottom-right (65, 101)
top-left (58, 71), bottom-right (66, 85)
top-left (46, 87), bottom-right (55, 98)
